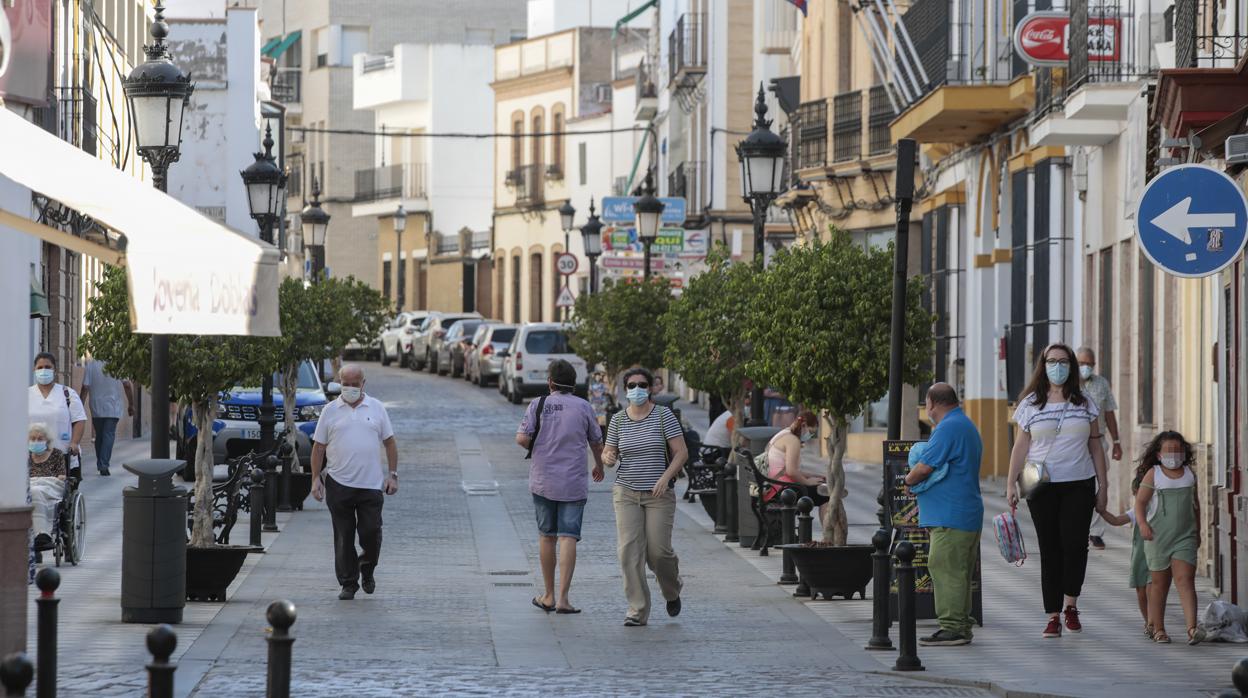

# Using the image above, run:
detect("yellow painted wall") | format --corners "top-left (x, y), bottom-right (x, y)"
top-left (425, 260), bottom-right (463, 313)
top-left (964, 398), bottom-right (1010, 479)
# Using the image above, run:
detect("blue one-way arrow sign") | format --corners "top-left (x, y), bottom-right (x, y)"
top-left (1136, 164), bottom-right (1248, 278)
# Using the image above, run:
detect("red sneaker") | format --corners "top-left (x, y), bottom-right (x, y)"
top-left (1063, 606), bottom-right (1082, 633)
top-left (1043, 616), bottom-right (1062, 638)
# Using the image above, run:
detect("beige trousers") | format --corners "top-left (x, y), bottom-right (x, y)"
top-left (613, 486), bottom-right (682, 623)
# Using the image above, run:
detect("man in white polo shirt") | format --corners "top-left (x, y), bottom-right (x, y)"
top-left (311, 364), bottom-right (399, 600)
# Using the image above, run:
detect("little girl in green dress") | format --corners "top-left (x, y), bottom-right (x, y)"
top-left (1097, 487), bottom-right (1151, 637)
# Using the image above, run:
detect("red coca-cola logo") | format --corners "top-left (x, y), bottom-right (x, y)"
top-left (1023, 28), bottom-right (1060, 47)
top-left (1014, 13), bottom-right (1070, 64)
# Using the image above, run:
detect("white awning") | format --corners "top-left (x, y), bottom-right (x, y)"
top-left (0, 108), bottom-right (280, 336)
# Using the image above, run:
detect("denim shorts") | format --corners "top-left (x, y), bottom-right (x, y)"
top-left (533, 493), bottom-right (587, 541)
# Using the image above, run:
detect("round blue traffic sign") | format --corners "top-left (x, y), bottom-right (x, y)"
top-left (1136, 164), bottom-right (1248, 278)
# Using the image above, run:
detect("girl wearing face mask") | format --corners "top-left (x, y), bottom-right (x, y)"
top-left (1132, 431), bottom-right (1203, 645)
top-left (763, 411), bottom-right (829, 520)
top-left (1006, 343), bottom-right (1109, 639)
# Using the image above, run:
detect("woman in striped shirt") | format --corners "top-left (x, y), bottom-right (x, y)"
top-left (603, 367), bottom-right (689, 626)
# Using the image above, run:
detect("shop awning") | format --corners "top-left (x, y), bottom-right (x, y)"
top-left (0, 108), bottom-right (281, 337)
top-left (264, 30), bottom-right (301, 60)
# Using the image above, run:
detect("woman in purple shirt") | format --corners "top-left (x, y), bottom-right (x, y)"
top-left (516, 359), bottom-right (604, 614)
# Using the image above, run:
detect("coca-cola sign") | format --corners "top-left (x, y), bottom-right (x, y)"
top-left (1013, 11), bottom-right (1121, 66)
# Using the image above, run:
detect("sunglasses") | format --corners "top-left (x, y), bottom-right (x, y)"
top-left (626, 382), bottom-right (650, 390)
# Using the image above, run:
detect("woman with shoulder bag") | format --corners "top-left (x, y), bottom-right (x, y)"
top-left (1006, 343), bottom-right (1109, 638)
top-left (602, 367), bottom-right (688, 627)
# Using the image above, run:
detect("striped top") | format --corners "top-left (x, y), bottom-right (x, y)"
top-left (606, 405), bottom-right (682, 491)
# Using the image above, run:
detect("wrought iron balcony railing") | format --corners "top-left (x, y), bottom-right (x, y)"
top-left (832, 90), bottom-right (863, 162)
top-left (354, 163), bottom-right (427, 202)
top-left (668, 13), bottom-right (708, 84)
top-left (510, 163), bottom-right (544, 207)
top-left (272, 68), bottom-right (301, 104)
top-left (1174, 0), bottom-right (1248, 68)
top-left (796, 99), bottom-right (828, 169)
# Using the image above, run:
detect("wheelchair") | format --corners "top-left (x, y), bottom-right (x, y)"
top-left (32, 464), bottom-right (86, 567)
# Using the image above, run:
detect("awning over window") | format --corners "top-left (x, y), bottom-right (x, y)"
top-left (261, 35), bottom-right (282, 55)
top-left (613, 0), bottom-right (657, 37)
top-left (264, 30), bottom-right (301, 59)
top-left (0, 108), bottom-right (281, 337)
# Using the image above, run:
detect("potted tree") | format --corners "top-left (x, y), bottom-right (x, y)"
top-left (80, 267), bottom-right (271, 601)
top-left (745, 230), bottom-right (932, 598)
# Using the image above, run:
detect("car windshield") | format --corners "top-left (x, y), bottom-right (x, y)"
top-left (235, 362), bottom-right (320, 391)
top-left (459, 321), bottom-right (483, 336)
top-left (525, 330), bottom-right (571, 354)
top-left (441, 316), bottom-right (469, 329)
top-left (491, 328), bottom-right (516, 344)
top-left (407, 316), bottom-right (425, 327)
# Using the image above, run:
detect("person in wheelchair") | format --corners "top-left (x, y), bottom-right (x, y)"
top-left (28, 422), bottom-right (70, 553)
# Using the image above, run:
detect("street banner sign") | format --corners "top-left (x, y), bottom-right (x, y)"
top-left (600, 196), bottom-right (687, 224)
top-left (555, 285), bottom-right (576, 308)
top-left (555, 252), bottom-right (579, 276)
top-left (1136, 164), bottom-right (1248, 278)
top-left (600, 225), bottom-right (708, 256)
top-left (600, 255), bottom-right (669, 272)
top-left (1013, 11), bottom-right (1121, 66)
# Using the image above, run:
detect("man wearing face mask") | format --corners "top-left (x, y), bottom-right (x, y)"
top-left (310, 364), bottom-right (399, 600)
top-left (27, 352), bottom-right (87, 473)
top-left (905, 383), bottom-right (984, 646)
top-left (1077, 347), bottom-right (1121, 550)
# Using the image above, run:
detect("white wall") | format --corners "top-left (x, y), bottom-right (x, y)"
top-left (427, 43), bottom-right (496, 235)
top-left (0, 177), bottom-right (34, 508)
top-left (527, 0), bottom-right (640, 36)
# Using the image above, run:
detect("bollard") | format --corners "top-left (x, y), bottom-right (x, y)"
top-left (713, 458), bottom-right (728, 535)
top-left (723, 461), bottom-right (739, 543)
top-left (1232, 657), bottom-right (1248, 697)
top-left (263, 455), bottom-right (280, 532)
top-left (145, 625), bottom-right (177, 698)
top-left (250, 467), bottom-right (266, 547)
top-left (892, 541), bottom-right (924, 671)
top-left (277, 443), bottom-right (294, 513)
top-left (793, 496), bottom-right (814, 598)
top-left (266, 600), bottom-right (297, 698)
top-left (778, 489), bottom-right (798, 584)
top-left (35, 568), bottom-right (59, 698)
top-left (0, 653), bottom-right (33, 697)
top-left (866, 528), bottom-right (894, 650)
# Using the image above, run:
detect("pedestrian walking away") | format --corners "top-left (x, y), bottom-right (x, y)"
top-left (904, 383), bottom-right (984, 647)
top-left (1078, 347), bottom-right (1122, 550)
top-left (79, 358), bottom-right (133, 476)
top-left (27, 352), bottom-right (86, 473)
top-left (1006, 343), bottom-right (1109, 638)
top-left (516, 359), bottom-right (604, 615)
top-left (311, 364), bottom-right (399, 600)
top-left (603, 367), bottom-right (688, 626)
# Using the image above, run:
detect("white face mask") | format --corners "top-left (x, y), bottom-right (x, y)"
top-left (1160, 454), bottom-right (1184, 470)
top-left (341, 386), bottom-right (363, 403)
top-left (1079, 365), bottom-right (1094, 380)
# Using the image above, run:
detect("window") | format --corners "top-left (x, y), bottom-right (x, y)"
top-left (551, 110), bottom-right (564, 175)
top-left (382, 260), bottom-right (392, 299)
top-left (578, 142), bottom-right (587, 185)
top-left (1138, 253), bottom-right (1154, 423)
top-left (511, 256), bottom-right (521, 323)
top-left (1007, 169), bottom-right (1028, 400)
top-left (525, 330), bottom-right (571, 354)
top-left (341, 27), bottom-right (368, 66)
top-left (531, 114), bottom-right (544, 167)
top-left (314, 27), bottom-right (329, 67)
top-left (397, 256), bottom-right (406, 308)
top-left (1098, 248), bottom-right (1113, 375)
top-left (511, 116), bottom-right (524, 170)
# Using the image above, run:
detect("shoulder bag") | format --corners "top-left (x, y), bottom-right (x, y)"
top-left (1018, 401), bottom-right (1071, 500)
top-left (523, 395), bottom-right (547, 460)
top-left (63, 386), bottom-right (80, 474)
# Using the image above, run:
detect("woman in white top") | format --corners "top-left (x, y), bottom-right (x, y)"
top-left (1006, 343), bottom-right (1109, 639)
top-left (27, 352), bottom-right (87, 463)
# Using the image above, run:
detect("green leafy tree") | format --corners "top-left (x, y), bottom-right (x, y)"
top-left (270, 278), bottom-right (332, 458)
top-left (744, 230), bottom-right (932, 544)
top-left (321, 276), bottom-right (391, 379)
top-left (568, 276), bottom-right (672, 390)
top-left (662, 246), bottom-right (758, 433)
top-left (79, 267), bottom-right (273, 547)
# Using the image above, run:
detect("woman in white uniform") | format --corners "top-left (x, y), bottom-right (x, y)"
top-left (27, 352), bottom-right (87, 468)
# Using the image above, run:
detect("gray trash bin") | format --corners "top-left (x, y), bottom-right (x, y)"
top-left (121, 459), bottom-right (187, 624)
top-left (734, 426), bottom-right (783, 547)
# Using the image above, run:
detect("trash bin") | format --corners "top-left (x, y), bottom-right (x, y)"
top-left (121, 459), bottom-right (187, 624)
top-left (735, 426), bottom-right (783, 547)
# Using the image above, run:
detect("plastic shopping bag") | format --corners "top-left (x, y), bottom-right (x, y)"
top-left (1200, 600), bottom-right (1248, 643)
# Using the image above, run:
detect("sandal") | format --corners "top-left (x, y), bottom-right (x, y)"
top-left (1188, 627), bottom-right (1206, 645)
top-left (555, 606), bottom-right (582, 614)
top-left (1144, 623), bottom-right (1154, 639)
top-left (1153, 630), bottom-right (1172, 644)
top-left (531, 597), bottom-right (554, 613)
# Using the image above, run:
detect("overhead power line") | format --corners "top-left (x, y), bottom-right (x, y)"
top-left (287, 125), bottom-right (652, 139)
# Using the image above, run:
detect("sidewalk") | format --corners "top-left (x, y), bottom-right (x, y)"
top-left (673, 396), bottom-right (1243, 698)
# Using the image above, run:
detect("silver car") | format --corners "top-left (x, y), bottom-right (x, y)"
top-left (411, 311), bottom-right (482, 372)
top-left (466, 323), bottom-right (516, 386)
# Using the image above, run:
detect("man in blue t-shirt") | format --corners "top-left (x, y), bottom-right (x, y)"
top-left (904, 382), bottom-right (984, 646)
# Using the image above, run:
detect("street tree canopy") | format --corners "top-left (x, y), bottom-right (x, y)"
top-left (568, 276), bottom-right (671, 384)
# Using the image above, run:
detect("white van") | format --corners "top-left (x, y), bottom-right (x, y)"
top-left (500, 323), bottom-right (587, 403)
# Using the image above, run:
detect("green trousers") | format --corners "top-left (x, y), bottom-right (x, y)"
top-left (928, 527), bottom-right (980, 637)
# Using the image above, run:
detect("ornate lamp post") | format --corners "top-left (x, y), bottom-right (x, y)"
top-left (123, 0), bottom-right (193, 460)
top-left (240, 124), bottom-right (287, 455)
top-left (633, 173), bottom-right (664, 279)
top-left (736, 83), bottom-right (787, 426)
top-left (301, 180), bottom-right (331, 282)
top-left (393, 204), bottom-right (407, 309)
top-left (580, 199), bottom-right (603, 294)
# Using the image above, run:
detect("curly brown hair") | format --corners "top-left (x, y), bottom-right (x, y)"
top-left (1132, 430), bottom-right (1195, 492)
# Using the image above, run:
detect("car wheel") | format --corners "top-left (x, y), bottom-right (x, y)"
top-left (426, 351), bottom-right (437, 373)
top-left (399, 349), bottom-right (410, 368)
top-left (509, 380), bottom-right (523, 404)
top-left (380, 346), bottom-right (391, 366)
top-left (409, 350), bottom-right (420, 371)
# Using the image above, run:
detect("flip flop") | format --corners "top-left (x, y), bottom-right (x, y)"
top-left (555, 607), bottom-right (582, 614)
top-left (531, 597), bottom-right (554, 613)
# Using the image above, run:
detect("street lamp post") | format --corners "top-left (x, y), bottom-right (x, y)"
top-left (580, 199), bottom-right (603, 294)
top-left (240, 123), bottom-right (287, 457)
top-left (393, 204), bottom-right (407, 310)
top-left (558, 201), bottom-right (575, 319)
top-left (736, 83), bottom-right (787, 426)
top-left (633, 173), bottom-right (664, 280)
top-left (301, 180), bottom-right (331, 282)
top-left (122, 0), bottom-right (193, 460)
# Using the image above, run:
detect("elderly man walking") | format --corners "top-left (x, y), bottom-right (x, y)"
top-left (311, 364), bottom-right (399, 600)
top-left (905, 383), bottom-right (984, 646)
top-left (1078, 347), bottom-right (1122, 550)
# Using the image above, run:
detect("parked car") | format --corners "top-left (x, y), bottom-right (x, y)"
top-left (436, 318), bottom-right (488, 377)
top-left (411, 311), bottom-right (482, 372)
top-left (175, 359), bottom-right (339, 480)
top-left (380, 311), bottom-right (428, 368)
top-left (344, 336), bottom-right (381, 361)
top-left (500, 323), bottom-right (587, 403)
top-left (467, 323), bottom-right (516, 387)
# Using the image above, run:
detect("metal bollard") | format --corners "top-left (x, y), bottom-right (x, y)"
top-left (892, 541), bottom-right (924, 671)
top-left (277, 443), bottom-right (294, 513)
top-left (263, 455), bottom-right (280, 532)
top-left (793, 496), bottom-right (814, 598)
top-left (0, 653), bottom-right (33, 697)
top-left (723, 461), bottom-right (739, 544)
top-left (250, 467), bottom-right (266, 547)
top-left (778, 489), bottom-right (798, 584)
top-left (1231, 657), bottom-right (1248, 697)
top-left (266, 600), bottom-right (297, 698)
top-left (145, 625), bottom-right (177, 698)
top-left (35, 568), bottom-right (59, 698)
top-left (866, 528), bottom-right (894, 650)
top-left (713, 458), bottom-right (728, 535)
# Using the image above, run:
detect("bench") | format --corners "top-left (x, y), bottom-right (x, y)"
top-left (188, 446), bottom-right (281, 545)
top-left (737, 446), bottom-right (798, 556)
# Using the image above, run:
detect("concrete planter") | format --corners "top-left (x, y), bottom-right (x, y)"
top-left (778, 543), bottom-right (873, 600)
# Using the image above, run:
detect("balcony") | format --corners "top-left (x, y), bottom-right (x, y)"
top-left (668, 13), bottom-right (707, 86)
top-left (795, 100), bottom-right (828, 171)
top-left (271, 67), bottom-right (301, 104)
top-left (668, 161), bottom-right (704, 208)
top-left (868, 86), bottom-right (893, 155)
top-left (634, 60), bottom-right (658, 122)
top-left (1155, 0), bottom-right (1248, 139)
top-left (354, 163), bottom-right (427, 202)
top-left (832, 91), bottom-right (863, 163)
top-left (509, 164), bottom-right (544, 208)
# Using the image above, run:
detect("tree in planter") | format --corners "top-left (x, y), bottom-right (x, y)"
top-left (270, 278), bottom-right (333, 463)
top-left (744, 230), bottom-right (932, 544)
top-left (568, 276), bottom-right (672, 394)
top-left (79, 266), bottom-right (273, 548)
top-left (662, 246), bottom-right (758, 433)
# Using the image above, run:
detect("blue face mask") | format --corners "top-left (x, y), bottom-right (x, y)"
top-left (799, 430), bottom-right (814, 444)
top-left (28, 440), bottom-right (48, 455)
top-left (1045, 362), bottom-right (1070, 386)
top-left (626, 387), bottom-right (649, 405)
top-left (33, 368), bottom-right (54, 386)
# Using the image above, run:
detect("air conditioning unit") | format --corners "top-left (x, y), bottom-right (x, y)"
top-left (1228, 134), bottom-right (1248, 165)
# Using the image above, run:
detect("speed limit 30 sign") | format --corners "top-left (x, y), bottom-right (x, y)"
top-left (556, 253), bottom-right (579, 276)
